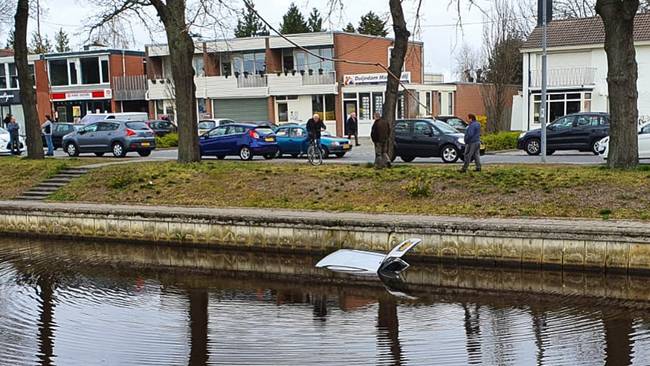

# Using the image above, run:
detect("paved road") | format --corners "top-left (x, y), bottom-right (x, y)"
top-left (45, 138), bottom-right (608, 165)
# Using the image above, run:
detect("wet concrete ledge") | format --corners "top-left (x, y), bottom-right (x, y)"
top-left (0, 200), bottom-right (649, 272)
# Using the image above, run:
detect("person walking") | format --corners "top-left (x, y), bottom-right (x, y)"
top-left (460, 113), bottom-right (481, 173)
top-left (6, 116), bottom-right (20, 155)
top-left (371, 112), bottom-right (390, 167)
top-left (345, 112), bottom-right (360, 146)
top-left (42, 114), bottom-right (54, 156)
top-left (2, 113), bottom-right (11, 129)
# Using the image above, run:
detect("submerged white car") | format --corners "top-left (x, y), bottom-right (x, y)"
top-left (597, 122), bottom-right (650, 159)
top-left (0, 127), bottom-right (25, 154)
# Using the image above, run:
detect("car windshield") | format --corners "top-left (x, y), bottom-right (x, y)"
top-left (433, 120), bottom-right (460, 134)
top-left (199, 121), bottom-right (215, 129)
top-left (125, 122), bottom-right (150, 130)
top-left (255, 127), bottom-right (274, 136)
top-left (80, 115), bottom-right (105, 125)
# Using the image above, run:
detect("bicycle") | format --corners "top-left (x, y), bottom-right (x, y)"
top-left (307, 137), bottom-right (323, 166)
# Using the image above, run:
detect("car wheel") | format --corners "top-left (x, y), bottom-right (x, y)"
top-left (290, 153), bottom-right (299, 158)
top-left (525, 138), bottom-right (541, 155)
top-left (275, 150), bottom-right (283, 158)
top-left (94, 152), bottom-right (104, 157)
top-left (441, 145), bottom-right (460, 163)
top-left (112, 142), bottom-right (126, 158)
top-left (216, 155), bottom-right (226, 160)
top-left (138, 150), bottom-right (152, 157)
top-left (239, 146), bottom-right (253, 160)
top-left (263, 154), bottom-right (274, 160)
top-left (591, 140), bottom-right (600, 155)
top-left (321, 146), bottom-right (329, 158)
top-left (66, 143), bottom-right (79, 157)
top-left (547, 150), bottom-right (555, 155)
top-left (335, 152), bottom-right (345, 158)
top-left (400, 155), bottom-right (415, 163)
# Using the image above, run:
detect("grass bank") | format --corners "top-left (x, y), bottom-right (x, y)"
top-left (50, 161), bottom-right (650, 221)
top-left (0, 157), bottom-right (97, 199)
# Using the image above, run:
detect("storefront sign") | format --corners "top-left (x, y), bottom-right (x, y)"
top-left (50, 89), bottom-right (112, 101)
top-left (0, 91), bottom-right (20, 105)
top-left (343, 72), bottom-right (411, 85)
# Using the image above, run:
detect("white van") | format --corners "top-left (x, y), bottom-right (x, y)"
top-left (80, 112), bottom-right (148, 125)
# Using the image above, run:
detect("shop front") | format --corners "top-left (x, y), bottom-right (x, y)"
top-left (0, 90), bottom-right (24, 131)
top-left (50, 89), bottom-right (113, 123)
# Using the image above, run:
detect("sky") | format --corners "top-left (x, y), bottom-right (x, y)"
top-left (1, 0), bottom-right (490, 81)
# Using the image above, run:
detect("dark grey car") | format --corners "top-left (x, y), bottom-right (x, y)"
top-left (63, 120), bottom-right (156, 157)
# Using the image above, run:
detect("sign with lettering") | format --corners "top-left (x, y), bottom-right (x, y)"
top-left (0, 91), bottom-right (19, 105)
top-left (50, 89), bottom-right (112, 101)
top-left (343, 72), bottom-right (411, 85)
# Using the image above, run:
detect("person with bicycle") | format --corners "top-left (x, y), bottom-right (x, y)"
top-left (306, 113), bottom-right (326, 164)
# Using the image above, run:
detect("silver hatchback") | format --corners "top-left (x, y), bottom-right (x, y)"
top-left (63, 120), bottom-right (156, 157)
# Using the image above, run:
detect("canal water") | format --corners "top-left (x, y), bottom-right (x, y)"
top-left (1, 238), bottom-right (650, 365)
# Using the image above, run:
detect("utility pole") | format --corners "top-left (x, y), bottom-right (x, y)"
top-left (540, 0), bottom-right (548, 162)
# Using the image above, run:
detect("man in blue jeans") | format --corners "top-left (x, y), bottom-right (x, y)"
top-left (460, 113), bottom-right (481, 172)
top-left (42, 115), bottom-right (54, 156)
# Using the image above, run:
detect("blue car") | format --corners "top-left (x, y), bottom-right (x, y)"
top-left (199, 123), bottom-right (278, 160)
top-left (274, 124), bottom-right (352, 158)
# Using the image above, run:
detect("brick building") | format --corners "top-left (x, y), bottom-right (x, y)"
top-left (0, 50), bottom-right (39, 132)
top-left (33, 47), bottom-right (148, 123)
top-left (146, 32), bottom-right (458, 136)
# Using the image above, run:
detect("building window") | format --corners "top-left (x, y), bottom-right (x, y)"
top-left (197, 98), bottom-right (207, 116)
top-left (155, 100), bottom-right (164, 118)
top-left (8, 63), bottom-right (18, 89)
top-left (278, 102), bottom-right (288, 122)
top-left (324, 94), bottom-right (335, 120)
top-left (69, 61), bottom-right (78, 85)
top-left (101, 59), bottom-right (109, 83)
top-left (447, 92), bottom-right (454, 115)
top-left (193, 56), bottom-right (205, 77)
top-left (359, 93), bottom-right (371, 120)
top-left (49, 59), bottom-right (69, 86)
top-left (583, 92), bottom-right (592, 112)
top-left (231, 52), bottom-right (265, 76)
top-left (532, 91), bottom-right (590, 124)
top-left (0, 64), bottom-right (6, 89)
top-left (81, 57), bottom-right (101, 84)
top-left (294, 47), bottom-right (334, 73)
top-left (372, 92), bottom-right (384, 117)
top-left (311, 95), bottom-right (336, 120)
top-left (221, 54), bottom-right (232, 76)
top-left (282, 49), bottom-right (294, 71)
top-left (425, 92), bottom-right (431, 116)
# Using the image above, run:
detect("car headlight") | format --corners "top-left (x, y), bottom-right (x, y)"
top-left (330, 141), bottom-right (340, 146)
top-left (456, 137), bottom-right (465, 145)
top-left (519, 132), bottom-right (526, 139)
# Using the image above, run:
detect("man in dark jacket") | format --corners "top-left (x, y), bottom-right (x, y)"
top-left (460, 113), bottom-right (481, 172)
top-left (306, 113), bottom-right (326, 143)
top-left (345, 112), bottom-right (359, 146)
top-left (2, 113), bottom-right (11, 129)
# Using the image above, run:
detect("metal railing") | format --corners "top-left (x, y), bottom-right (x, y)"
top-left (530, 67), bottom-right (596, 88)
top-left (112, 75), bottom-right (147, 101)
top-left (302, 71), bottom-right (336, 85)
top-left (236, 74), bottom-right (267, 88)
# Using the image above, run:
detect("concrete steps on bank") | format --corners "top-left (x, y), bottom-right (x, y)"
top-left (16, 168), bottom-right (89, 201)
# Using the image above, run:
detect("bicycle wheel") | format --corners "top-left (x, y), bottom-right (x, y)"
top-left (307, 143), bottom-right (322, 166)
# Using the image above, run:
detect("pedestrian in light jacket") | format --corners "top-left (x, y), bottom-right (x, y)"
top-left (42, 114), bottom-right (54, 156)
top-left (345, 112), bottom-right (359, 146)
top-left (460, 113), bottom-right (481, 172)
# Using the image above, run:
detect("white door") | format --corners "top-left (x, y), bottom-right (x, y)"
top-left (639, 124), bottom-right (650, 159)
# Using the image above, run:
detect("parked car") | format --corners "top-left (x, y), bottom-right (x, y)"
top-left (517, 112), bottom-right (609, 155)
top-left (199, 123), bottom-right (278, 160)
top-left (393, 119), bottom-right (485, 163)
top-left (41, 122), bottom-right (76, 149)
top-left (79, 112), bottom-right (148, 125)
top-left (597, 122), bottom-right (650, 159)
top-left (0, 127), bottom-right (25, 154)
top-left (146, 120), bottom-right (177, 136)
top-left (274, 124), bottom-right (352, 158)
top-left (63, 120), bottom-right (156, 157)
top-left (436, 116), bottom-right (468, 132)
top-left (198, 118), bottom-right (236, 136)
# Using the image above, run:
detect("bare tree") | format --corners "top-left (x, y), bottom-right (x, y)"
top-left (480, 0), bottom-right (525, 132)
top-left (14, 0), bottom-right (44, 159)
top-left (555, 0), bottom-right (598, 18)
top-left (87, 0), bottom-right (233, 163)
top-left (454, 43), bottom-right (480, 82)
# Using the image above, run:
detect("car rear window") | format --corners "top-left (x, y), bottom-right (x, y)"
top-left (433, 120), bottom-right (460, 134)
top-left (125, 122), bottom-right (150, 130)
top-left (255, 127), bottom-right (274, 136)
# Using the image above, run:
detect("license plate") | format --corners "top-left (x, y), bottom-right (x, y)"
top-left (343, 144), bottom-right (350, 149)
top-left (141, 142), bottom-right (150, 147)
top-left (265, 137), bottom-right (274, 142)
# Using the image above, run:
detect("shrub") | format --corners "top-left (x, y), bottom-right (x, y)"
top-left (156, 133), bottom-right (179, 148)
top-left (476, 115), bottom-right (488, 133)
top-left (401, 174), bottom-right (431, 197)
top-left (482, 131), bottom-right (521, 151)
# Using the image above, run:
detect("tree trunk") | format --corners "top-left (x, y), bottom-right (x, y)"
top-left (154, 0), bottom-right (200, 163)
top-left (375, 0), bottom-right (410, 169)
top-left (14, 0), bottom-right (44, 159)
top-left (597, 0), bottom-right (639, 169)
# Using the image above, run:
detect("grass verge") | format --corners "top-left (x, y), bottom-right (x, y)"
top-left (50, 161), bottom-right (650, 221)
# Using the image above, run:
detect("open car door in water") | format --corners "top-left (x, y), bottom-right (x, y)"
top-left (315, 238), bottom-right (422, 277)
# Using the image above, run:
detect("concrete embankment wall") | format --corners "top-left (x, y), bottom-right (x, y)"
top-left (0, 201), bottom-right (649, 272)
